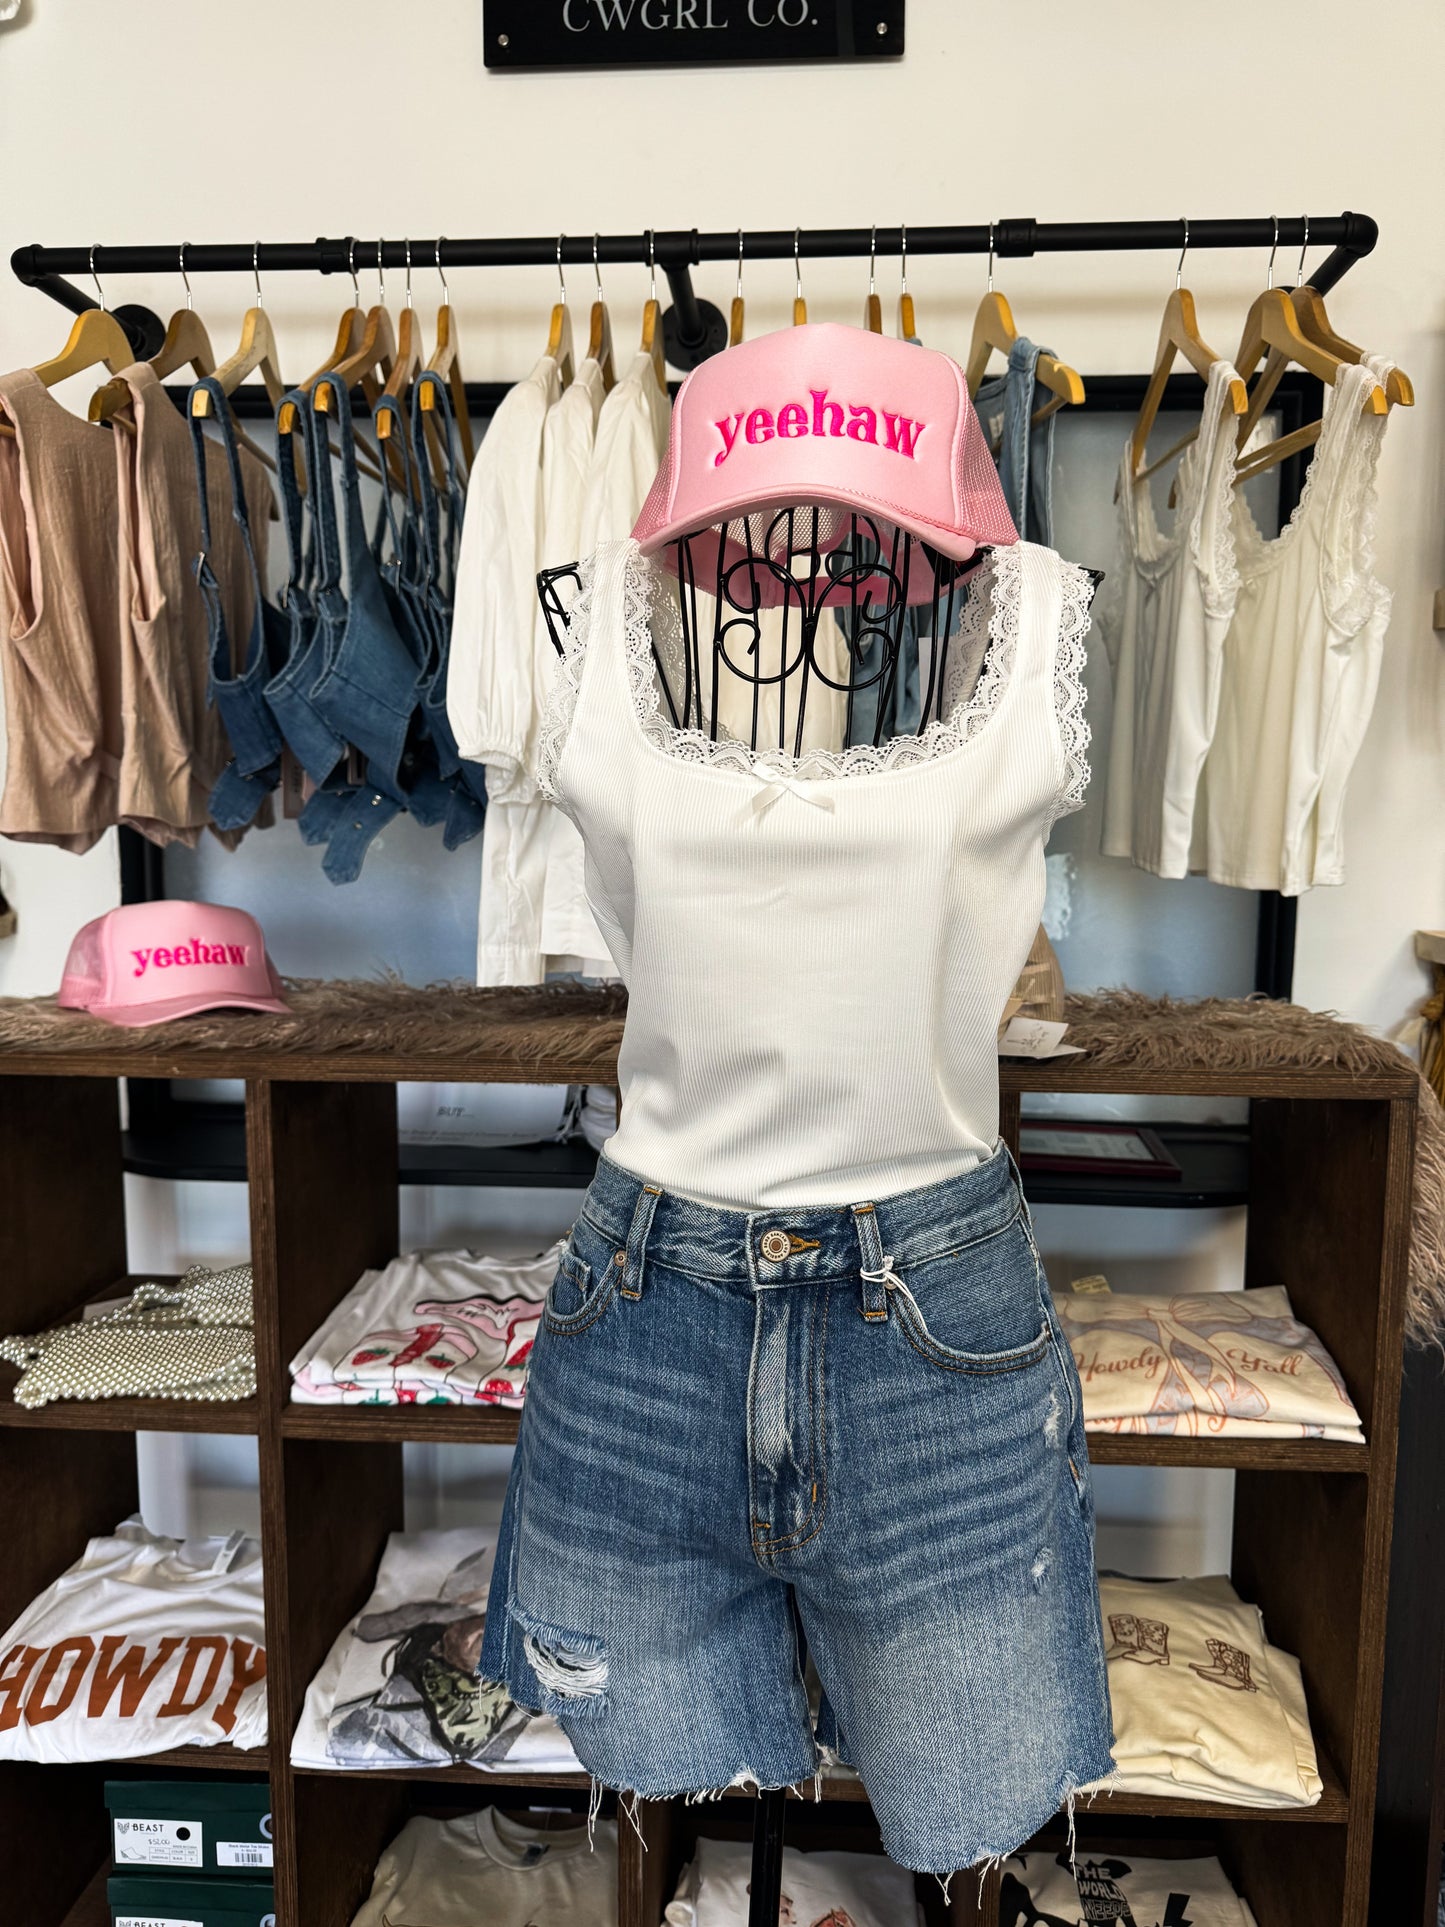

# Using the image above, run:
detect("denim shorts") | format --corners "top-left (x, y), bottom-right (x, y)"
top-left (481, 1143), bottom-right (1115, 1874)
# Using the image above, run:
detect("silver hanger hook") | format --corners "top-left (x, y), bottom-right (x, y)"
top-left (89, 243), bottom-right (106, 312)
top-left (179, 242), bottom-right (193, 312)
top-left (376, 240), bottom-right (386, 306)
top-left (647, 229), bottom-right (656, 303)
top-left (557, 234), bottom-right (567, 303)
top-left (1295, 214), bottom-right (1311, 289)
top-left (1266, 215), bottom-right (1280, 291)
top-left (347, 238), bottom-right (359, 305)
top-left (869, 225), bottom-right (877, 297)
top-left (593, 234), bottom-right (604, 300)
top-left (986, 222), bottom-right (995, 294)
top-left (403, 238), bottom-right (413, 309)
top-left (736, 228), bottom-right (745, 303)
top-left (434, 237), bottom-right (449, 301)
top-left (1175, 218), bottom-right (1189, 291)
top-left (794, 227), bottom-right (803, 304)
top-left (252, 241), bottom-right (263, 310)
top-left (900, 221), bottom-right (909, 294)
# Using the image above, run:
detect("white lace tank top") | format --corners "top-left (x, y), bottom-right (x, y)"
top-left (539, 538), bottom-right (1095, 1209)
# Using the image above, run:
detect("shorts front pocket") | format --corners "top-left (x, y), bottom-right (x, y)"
top-left (542, 1228), bottom-right (618, 1336)
top-left (887, 1210), bottom-right (1051, 1372)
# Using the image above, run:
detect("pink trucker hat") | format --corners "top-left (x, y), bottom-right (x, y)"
top-left (633, 322), bottom-right (1017, 604)
top-left (58, 901), bottom-right (289, 1028)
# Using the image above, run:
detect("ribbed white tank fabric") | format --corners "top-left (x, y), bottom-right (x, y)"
top-left (1100, 357), bottom-right (1242, 877)
top-left (539, 538), bottom-right (1095, 1210)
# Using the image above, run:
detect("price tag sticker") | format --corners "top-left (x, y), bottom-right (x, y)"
top-left (113, 1818), bottom-right (203, 1869)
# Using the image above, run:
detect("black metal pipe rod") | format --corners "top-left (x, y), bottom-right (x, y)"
top-left (11, 212), bottom-right (1378, 286)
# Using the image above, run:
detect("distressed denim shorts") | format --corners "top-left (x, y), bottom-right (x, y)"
top-left (480, 1143), bottom-right (1115, 1874)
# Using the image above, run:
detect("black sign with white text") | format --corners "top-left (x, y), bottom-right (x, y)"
top-left (484, 0), bottom-right (904, 69)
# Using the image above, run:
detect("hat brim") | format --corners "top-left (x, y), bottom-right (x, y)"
top-left (638, 487), bottom-right (1014, 607)
top-left (84, 991), bottom-right (292, 1029)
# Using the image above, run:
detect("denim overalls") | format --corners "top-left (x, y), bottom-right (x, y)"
top-left (187, 377), bottom-right (289, 832)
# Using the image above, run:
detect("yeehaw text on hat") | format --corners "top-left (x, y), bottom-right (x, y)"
top-left (713, 388), bottom-right (928, 467)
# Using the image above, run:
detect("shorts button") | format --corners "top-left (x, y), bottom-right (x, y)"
top-left (760, 1230), bottom-right (791, 1263)
top-left (614, 1251), bottom-right (627, 1267)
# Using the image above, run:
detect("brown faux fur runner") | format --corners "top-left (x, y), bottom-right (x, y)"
top-left (0, 980), bottom-right (1439, 1344)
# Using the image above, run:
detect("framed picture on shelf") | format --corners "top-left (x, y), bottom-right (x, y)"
top-left (1017, 1120), bottom-right (1183, 1180)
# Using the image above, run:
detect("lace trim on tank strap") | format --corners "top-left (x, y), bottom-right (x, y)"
top-left (1048, 559), bottom-right (1096, 824)
top-left (1322, 390), bottom-right (1391, 638)
top-left (1192, 366), bottom-right (1244, 622)
top-left (623, 541), bottom-right (1027, 781)
top-left (535, 552), bottom-right (600, 803)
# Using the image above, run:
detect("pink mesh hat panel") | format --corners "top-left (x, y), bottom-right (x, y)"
top-left (633, 323), bottom-right (1017, 605)
top-left (58, 902), bottom-right (289, 1027)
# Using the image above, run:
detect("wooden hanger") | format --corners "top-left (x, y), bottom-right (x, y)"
top-left (792, 228), bottom-right (807, 327)
top-left (728, 230), bottom-right (747, 347)
top-left (641, 232), bottom-right (667, 391)
top-left (0, 275), bottom-right (135, 438)
top-left (1235, 284), bottom-right (1407, 454)
top-left (896, 224), bottom-right (916, 340)
top-left (862, 228), bottom-right (883, 333)
top-left (419, 238), bottom-right (476, 474)
top-left (965, 228), bottom-right (1084, 425)
top-left (1128, 224), bottom-right (1248, 479)
top-left (375, 243), bottom-right (424, 448)
top-left (582, 236), bottom-right (616, 392)
top-left (1223, 281), bottom-right (1388, 487)
top-left (190, 246), bottom-right (285, 422)
top-left (30, 249), bottom-right (136, 390)
top-left (91, 244), bottom-right (216, 424)
top-left (545, 236), bottom-right (575, 387)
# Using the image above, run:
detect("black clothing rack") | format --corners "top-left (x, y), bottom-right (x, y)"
top-left (13, 211), bottom-right (1378, 372)
top-left (11, 213), bottom-right (1376, 1925)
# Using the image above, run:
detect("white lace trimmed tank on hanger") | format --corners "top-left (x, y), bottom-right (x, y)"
top-left (1203, 358), bottom-right (1393, 895)
top-left (1100, 357), bottom-right (1243, 877)
top-left (537, 536), bottom-right (1095, 1211)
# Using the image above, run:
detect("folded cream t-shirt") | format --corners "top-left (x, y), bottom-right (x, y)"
top-left (351, 1809), bottom-right (616, 1927)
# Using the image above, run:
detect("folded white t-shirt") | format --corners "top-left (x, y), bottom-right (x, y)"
top-left (1002, 1849), bottom-right (1257, 1926)
top-left (351, 1807), bottom-right (617, 1927)
top-left (289, 1244), bottom-right (562, 1408)
top-left (292, 1528), bottom-right (577, 1774)
top-left (1086, 1574), bottom-right (1323, 1808)
top-left (1057, 1285), bottom-right (1363, 1440)
top-left (665, 1837), bottom-right (924, 1927)
top-left (0, 1517), bottom-right (266, 1763)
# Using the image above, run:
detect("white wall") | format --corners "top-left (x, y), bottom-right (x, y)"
top-left (0, 0), bottom-right (1439, 1564)
top-left (1, 0), bottom-right (1441, 1021)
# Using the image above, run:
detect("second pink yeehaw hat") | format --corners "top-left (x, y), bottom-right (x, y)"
top-left (58, 901), bottom-right (290, 1028)
top-left (632, 322), bottom-right (1017, 603)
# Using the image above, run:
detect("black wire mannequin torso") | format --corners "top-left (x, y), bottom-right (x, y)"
top-left (540, 510), bottom-right (981, 753)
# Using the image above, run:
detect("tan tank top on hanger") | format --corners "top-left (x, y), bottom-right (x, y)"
top-left (0, 368), bottom-right (125, 852)
top-left (112, 363), bottom-right (273, 845)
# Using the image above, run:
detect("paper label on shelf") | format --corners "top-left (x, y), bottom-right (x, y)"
top-left (218, 1839), bottom-right (274, 1869)
top-left (998, 1018), bottom-right (1086, 1059)
top-left (114, 1916), bottom-right (205, 1927)
top-left (113, 1817), bottom-right (204, 1868)
top-left (1070, 1274), bottom-right (1112, 1294)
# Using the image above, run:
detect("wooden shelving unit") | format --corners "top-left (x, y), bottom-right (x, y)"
top-left (0, 1006), bottom-right (1418, 1927)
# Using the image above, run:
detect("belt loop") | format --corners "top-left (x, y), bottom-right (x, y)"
top-left (852, 1203), bottom-right (888, 1321)
top-left (620, 1183), bottom-right (663, 1301)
